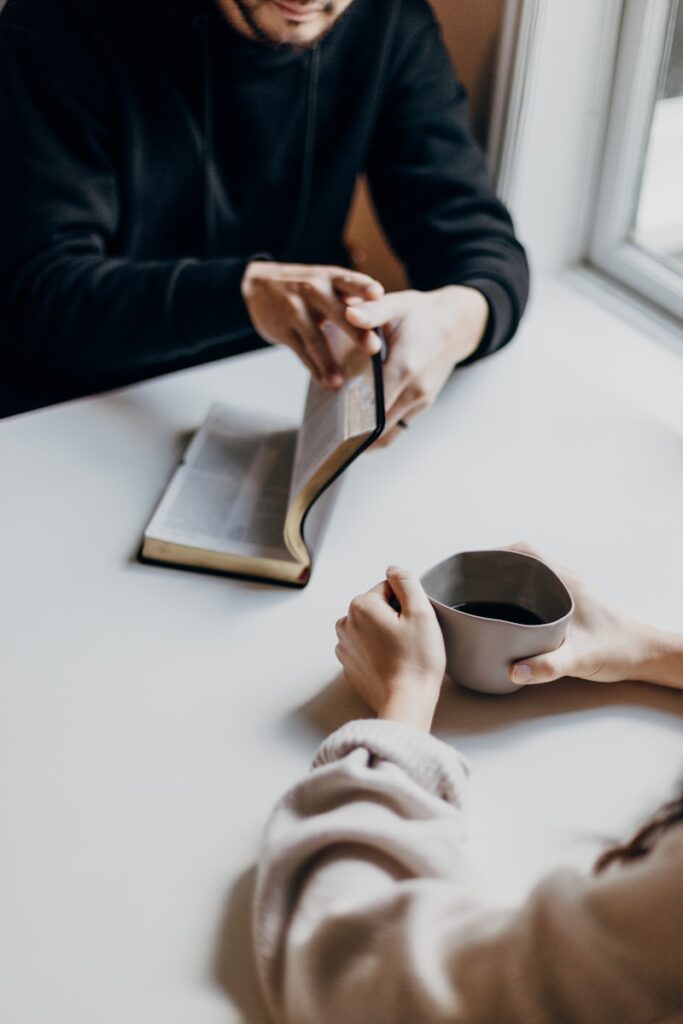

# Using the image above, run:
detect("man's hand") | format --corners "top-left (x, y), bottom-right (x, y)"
top-left (335, 566), bottom-right (447, 732)
top-left (242, 261), bottom-right (383, 388)
top-left (345, 285), bottom-right (489, 446)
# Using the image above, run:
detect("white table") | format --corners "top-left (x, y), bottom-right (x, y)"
top-left (2, 276), bottom-right (682, 1024)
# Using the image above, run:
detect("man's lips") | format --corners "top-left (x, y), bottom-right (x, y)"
top-left (271, 0), bottom-right (327, 22)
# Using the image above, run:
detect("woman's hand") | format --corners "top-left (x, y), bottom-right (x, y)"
top-left (508, 544), bottom-right (683, 690)
top-left (241, 261), bottom-right (383, 388)
top-left (335, 566), bottom-right (446, 732)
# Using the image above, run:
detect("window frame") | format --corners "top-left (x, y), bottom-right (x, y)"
top-left (490, 0), bottom-right (683, 334)
top-left (588, 0), bottom-right (683, 322)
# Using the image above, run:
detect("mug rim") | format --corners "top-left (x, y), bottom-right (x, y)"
top-left (420, 548), bottom-right (575, 628)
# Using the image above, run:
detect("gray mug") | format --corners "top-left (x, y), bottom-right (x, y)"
top-left (420, 549), bottom-right (574, 695)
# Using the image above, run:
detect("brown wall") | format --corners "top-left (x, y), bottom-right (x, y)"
top-left (345, 0), bottom-right (506, 291)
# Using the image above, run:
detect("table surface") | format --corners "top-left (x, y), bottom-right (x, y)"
top-left (2, 275), bottom-right (682, 1024)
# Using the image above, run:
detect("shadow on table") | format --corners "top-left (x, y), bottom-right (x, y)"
top-left (212, 865), bottom-right (276, 1024)
top-left (435, 675), bottom-right (683, 734)
top-left (298, 672), bottom-right (683, 739)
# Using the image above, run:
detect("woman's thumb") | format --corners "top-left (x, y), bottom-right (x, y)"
top-left (510, 647), bottom-right (568, 686)
top-left (386, 565), bottom-right (427, 616)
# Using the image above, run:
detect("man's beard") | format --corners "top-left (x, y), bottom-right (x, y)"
top-left (230, 0), bottom-right (340, 50)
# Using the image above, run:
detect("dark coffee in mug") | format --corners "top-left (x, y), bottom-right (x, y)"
top-left (452, 601), bottom-right (546, 626)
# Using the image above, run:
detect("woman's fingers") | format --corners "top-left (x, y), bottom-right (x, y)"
top-left (364, 579), bottom-right (396, 602)
top-left (385, 566), bottom-right (428, 617)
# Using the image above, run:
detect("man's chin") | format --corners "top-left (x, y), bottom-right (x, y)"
top-left (266, 24), bottom-right (329, 48)
top-left (247, 1), bottom-right (341, 49)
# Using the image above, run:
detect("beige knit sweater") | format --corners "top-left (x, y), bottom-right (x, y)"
top-left (254, 719), bottom-right (683, 1024)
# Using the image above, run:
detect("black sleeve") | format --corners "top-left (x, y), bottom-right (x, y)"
top-left (0, 0), bottom-right (257, 379)
top-left (366, 2), bottom-right (530, 359)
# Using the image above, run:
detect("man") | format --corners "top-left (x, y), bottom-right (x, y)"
top-left (0, 0), bottom-right (529, 438)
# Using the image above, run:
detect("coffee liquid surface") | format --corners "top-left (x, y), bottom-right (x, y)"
top-left (452, 601), bottom-right (546, 625)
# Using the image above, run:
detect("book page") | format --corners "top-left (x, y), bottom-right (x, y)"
top-left (288, 330), bottom-right (379, 504)
top-left (145, 406), bottom-right (297, 562)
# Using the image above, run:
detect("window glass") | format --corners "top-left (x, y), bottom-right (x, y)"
top-left (633, 1), bottom-right (683, 275)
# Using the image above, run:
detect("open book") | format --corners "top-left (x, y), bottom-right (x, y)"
top-left (140, 346), bottom-right (384, 586)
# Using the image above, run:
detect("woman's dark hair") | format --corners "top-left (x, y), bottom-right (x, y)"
top-left (595, 785), bottom-right (683, 874)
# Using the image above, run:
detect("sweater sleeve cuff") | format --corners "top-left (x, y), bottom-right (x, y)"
top-left (312, 719), bottom-right (469, 808)
top-left (172, 255), bottom-right (269, 349)
top-left (456, 277), bottom-right (517, 362)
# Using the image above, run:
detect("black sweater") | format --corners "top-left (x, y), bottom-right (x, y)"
top-left (0, 0), bottom-right (529, 416)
